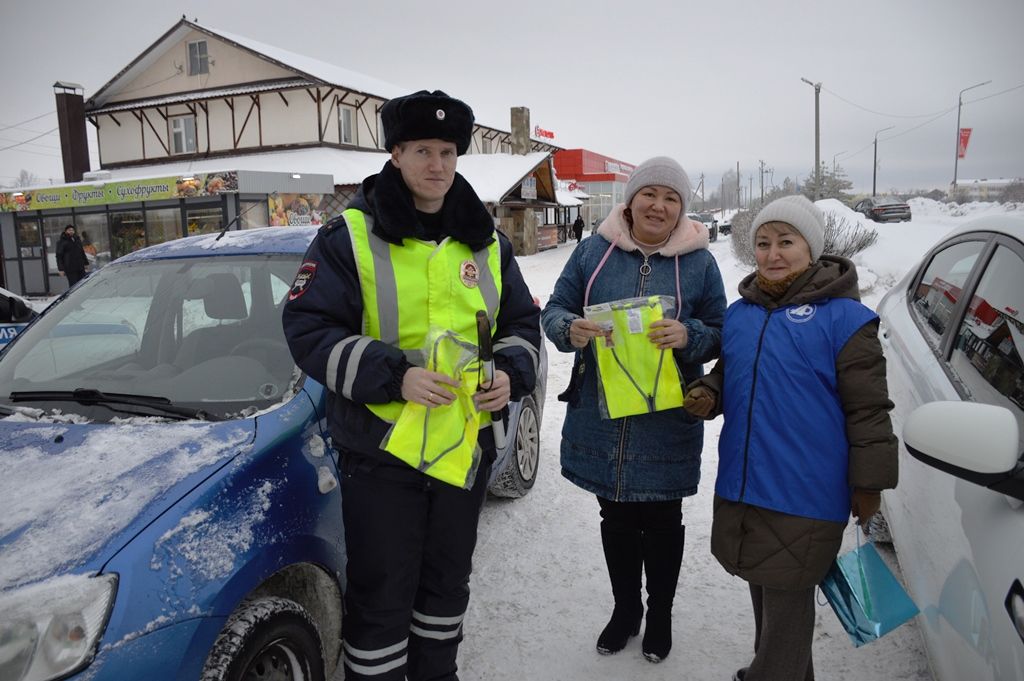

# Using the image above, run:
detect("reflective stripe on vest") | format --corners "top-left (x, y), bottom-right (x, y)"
top-left (588, 295), bottom-right (684, 418)
top-left (345, 209), bottom-right (502, 484)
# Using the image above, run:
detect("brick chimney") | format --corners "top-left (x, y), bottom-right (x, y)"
top-left (53, 81), bottom-right (91, 183)
top-left (510, 107), bottom-right (530, 155)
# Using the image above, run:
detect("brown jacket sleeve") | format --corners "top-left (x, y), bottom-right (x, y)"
top-left (835, 320), bottom-right (899, 490)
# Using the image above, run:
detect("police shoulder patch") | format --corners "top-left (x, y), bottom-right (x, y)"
top-left (289, 261), bottom-right (318, 301)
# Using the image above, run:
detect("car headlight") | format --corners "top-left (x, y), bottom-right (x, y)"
top-left (0, 573), bottom-right (117, 681)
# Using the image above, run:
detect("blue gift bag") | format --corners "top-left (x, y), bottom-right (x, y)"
top-left (820, 533), bottom-right (919, 647)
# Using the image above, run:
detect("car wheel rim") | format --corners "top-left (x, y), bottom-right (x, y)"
top-left (243, 638), bottom-right (308, 681)
top-left (515, 405), bottom-right (539, 482)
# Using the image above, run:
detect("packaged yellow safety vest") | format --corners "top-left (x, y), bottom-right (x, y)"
top-left (583, 295), bottom-right (684, 419)
top-left (345, 208), bottom-right (502, 488)
top-left (382, 329), bottom-right (486, 488)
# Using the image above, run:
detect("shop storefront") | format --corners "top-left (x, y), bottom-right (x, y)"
top-left (0, 170), bottom-right (335, 296)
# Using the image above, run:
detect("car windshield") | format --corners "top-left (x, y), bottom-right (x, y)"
top-left (877, 198), bottom-right (905, 206)
top-left (0, 254), bottom-right (302, 420)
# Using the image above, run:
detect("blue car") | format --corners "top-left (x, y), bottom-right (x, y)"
top-left (0, 226), bottom-right (545, 681)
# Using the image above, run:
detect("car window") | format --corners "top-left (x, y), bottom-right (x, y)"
top-left (949, 244), bottom-right (1024, 452)
top-left (0, 255), bottom-right (302, 418)
top-left (910, 240), bottom-right (986, 349)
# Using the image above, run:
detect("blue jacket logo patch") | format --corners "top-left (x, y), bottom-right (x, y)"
top-left (786, 304), bottom-right (817, 323)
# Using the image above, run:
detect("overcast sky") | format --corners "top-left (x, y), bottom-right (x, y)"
top-left (2, 0), bottom-right (1022, 197)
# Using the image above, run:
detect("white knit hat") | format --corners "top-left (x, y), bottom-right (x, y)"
top-left (750, 195), bottom-right (826, 261)
top-left (624, 156), bottom-right (692, 211)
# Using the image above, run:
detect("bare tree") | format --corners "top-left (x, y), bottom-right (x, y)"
top-left (12, 169), bottom-right (39, 188)
top-left (730, 208), bottom-right (877, 268)
top-left (999, 181), bottom-right (1024, 203)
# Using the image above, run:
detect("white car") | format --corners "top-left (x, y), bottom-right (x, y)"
top-left (687, 213), bottom-right (718, 242)
top-left (877, 214), bottom-right (1024, 681)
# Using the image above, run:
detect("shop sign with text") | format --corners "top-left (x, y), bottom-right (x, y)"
top-left (0, 171), bottom-right (239, 212)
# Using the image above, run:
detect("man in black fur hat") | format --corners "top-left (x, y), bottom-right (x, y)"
top-left (283, 90), bottom-right (540, 681)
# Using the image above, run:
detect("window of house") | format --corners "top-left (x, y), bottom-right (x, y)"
top-left (482, 138), bottom-right (492, 154)
top-left (188, 40), bottom-right (209, 76)
top-left (170, 115), bottom-right (197, 155)
top-left (909, 240), bottom-right (985, 351)
top-left (339, 106), bottom-right (356, 145)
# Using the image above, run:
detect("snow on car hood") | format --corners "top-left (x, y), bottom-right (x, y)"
top-left (0, 416), bottom-right (253, 591)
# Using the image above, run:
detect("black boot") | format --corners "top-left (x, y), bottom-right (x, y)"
top-left (641, 524), bottom-right (685, 662)
top-left (596, 524), bottom-right (644, 654)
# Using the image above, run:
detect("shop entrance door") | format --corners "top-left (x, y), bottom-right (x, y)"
top-left (15, 218), bottom-right (48, 295)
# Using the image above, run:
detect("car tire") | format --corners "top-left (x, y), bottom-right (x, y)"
top-left (488, 396), bottom-right (540, 498)
top-left (201, 597), bottom-right (325, 681)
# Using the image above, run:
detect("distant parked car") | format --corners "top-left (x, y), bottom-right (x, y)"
top-left (0, 227), bottom-right (546, 681)
top-left (0, 288), bottom-right (39, 347)
top-left (688, 212), bottom-right (718, 242)
top-left (717, 215), bottom-right (732, 236)
top-left (876, 214), bottom-right (1024, 681)
top-left (854, 196), bottom-right (912, 222)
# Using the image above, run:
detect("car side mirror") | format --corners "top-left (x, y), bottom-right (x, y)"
top-left (903, 401), bottom-right (1024, 501)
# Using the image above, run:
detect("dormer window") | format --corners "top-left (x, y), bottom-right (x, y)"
top-left (188, 40), bottom-right (209, 75)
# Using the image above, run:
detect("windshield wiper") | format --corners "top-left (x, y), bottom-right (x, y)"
top-left (8, 389), bottom-right (223, 422)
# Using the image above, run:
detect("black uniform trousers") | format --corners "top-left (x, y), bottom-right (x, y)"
top-left (340, 452), bottom-right (491, 681)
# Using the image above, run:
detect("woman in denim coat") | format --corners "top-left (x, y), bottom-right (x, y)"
top-left (541, 156), bottom-right (726, 663)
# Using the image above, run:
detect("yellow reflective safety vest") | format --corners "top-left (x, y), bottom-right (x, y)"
top-left (345, 208), bottom-right (502, 488)
top-left (584, 295), bottom-right (684, 419)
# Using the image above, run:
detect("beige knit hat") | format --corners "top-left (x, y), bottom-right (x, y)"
top-left (750, 195), bottom-right (826, 261)
top-left (624, 156), bottom-right (692, 211)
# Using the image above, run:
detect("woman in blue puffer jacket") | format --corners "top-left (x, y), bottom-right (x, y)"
top-left (541, 156), bottom-right (726, 663)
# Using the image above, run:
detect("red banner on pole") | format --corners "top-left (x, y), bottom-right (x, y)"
top-left (958, 128), bottom-right (973, 159)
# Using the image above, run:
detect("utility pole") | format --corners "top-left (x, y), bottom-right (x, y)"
top-left (952, 80), bottom-right (991, 193)
top-left (720, 175), bottom-right (725, 217)
top-left (749, 176), bottom-right (754, 207)
top-left (736, 161), bottom-right (741, 210)
top-left (801, 77), bottom-right (822, 199)
top-left (759, 160), bottom-right (766, 203)
top-left (873, 126), bottom-right (894, 197)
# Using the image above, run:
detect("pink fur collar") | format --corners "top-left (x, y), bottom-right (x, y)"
top-left (596, 204), bottom-right (709, 256)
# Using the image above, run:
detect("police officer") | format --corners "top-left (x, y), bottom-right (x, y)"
top-left (283, 89), bottom-right (540, 681)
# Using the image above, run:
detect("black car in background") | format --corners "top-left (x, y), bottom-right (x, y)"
top-left (854, 196), bottom-right (912, 222)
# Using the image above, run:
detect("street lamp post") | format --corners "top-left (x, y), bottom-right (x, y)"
top-left (872, 126), bottom-right (894, 197)
top-left (801, 78), bottom-right (822, 199)
top-left (952, 80), bottom-right (992, 194)
top-left (832, 151), bottom-right (846, 174)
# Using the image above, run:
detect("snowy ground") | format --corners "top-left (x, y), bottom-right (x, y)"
top-left (456, 199), bottom-right (1022, 681)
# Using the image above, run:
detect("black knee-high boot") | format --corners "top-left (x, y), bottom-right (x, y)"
top-left (641, 524), bottom-right (685, 662)
top-left (596, 524), bottom-right (644, 654)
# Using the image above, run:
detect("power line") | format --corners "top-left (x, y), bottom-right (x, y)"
top-left (966, 82), bottom-right (1024, 104)
top-left (0, 110), bottom-right (56, 132)
top-left (0, 136), bottom-right (61, 151)
top-left (821, 87), bottom-right (954, 119)
top-left (0, 128), bottom-right (59, 152)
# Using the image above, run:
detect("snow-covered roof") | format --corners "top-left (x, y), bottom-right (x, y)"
top-left (452, 152), bottom-right (552, 203)
top-left (91, 148), bottom-right (552, 204)
top-left (87, 19), bottom-right (507, 132)
top-left (555, 189), bottom-right (582, 206)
